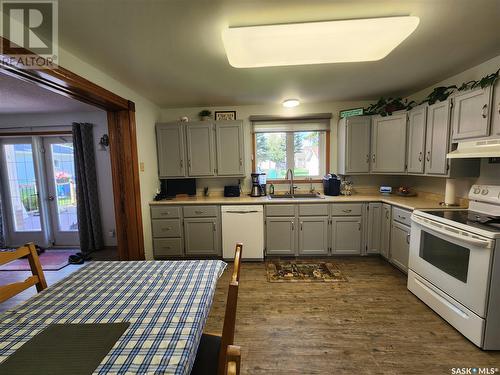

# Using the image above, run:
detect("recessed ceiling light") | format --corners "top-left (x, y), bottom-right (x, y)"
top-left (282, 99), bottom-right (300, 108)
top-left (222, 16), bottom-right (419, 68)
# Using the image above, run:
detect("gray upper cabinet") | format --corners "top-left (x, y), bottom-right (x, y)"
top-left (184, 217), bottom-right (220, 256)
top-left (425, 100), bottom-right (451, 175)
top-left (186, 122), bottom-right (216, 177)
top-left (156, 123), bottom-right (186, 178)
top-left (366, 203), bottom-right (382, 254)
top-left (337, 116), bottom-right (371, 174)
top-left (380, 204), bottom-right (392, 259)
top-left (371, 113), bottom-right (407, 173)
top-left (331, 216), bottom-right (362, 255)
top-left (491, 80), bottom-right (500, 138)
top-left (265, 217), bottom-right (296, 256)
top-left (452, 86), bottom-right (492, 141)
top-left (215, 121), bottom-right (245, 176)
top-left (407, 105), bottom-right (427, 174)
top-left (298, 217), bottom-right (329, 255)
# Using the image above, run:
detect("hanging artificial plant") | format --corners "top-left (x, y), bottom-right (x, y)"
top-left (363, 68), bottom-right (499, 116)
top-left (364, 97), bottom-right (416, 116)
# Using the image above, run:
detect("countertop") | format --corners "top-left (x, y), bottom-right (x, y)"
top-left (150, 193), bottom-right (467, 211)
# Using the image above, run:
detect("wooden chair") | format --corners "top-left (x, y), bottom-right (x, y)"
top-left (0, 243), bottom-right (47, 303)
top-left (191, 243), bottom-right (242, 375)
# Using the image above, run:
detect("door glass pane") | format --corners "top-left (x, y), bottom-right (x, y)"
top-left (255, 132), bottom-right (287, 179)
top-left (50, 143), bottom-right (78, 231)
top-left (294, 131), bottom-right (320, 177)
top-left (420, 232), bottom-right (470, 282)
top-left (3, 144), bottom-right (41, 232)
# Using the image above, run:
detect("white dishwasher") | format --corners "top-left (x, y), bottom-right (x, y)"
top-left (221, 205), bottom-right (264, 260)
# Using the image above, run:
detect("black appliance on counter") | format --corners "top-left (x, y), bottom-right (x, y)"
top-left (154, 178), bottom-right (196, 200)
top-left (323, 174), bottom-right (341, 196)
top-left (224, 185), bottom-right (241, 197)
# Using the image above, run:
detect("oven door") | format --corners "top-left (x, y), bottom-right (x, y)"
top-left (409, 214), bottom-right (494, 317)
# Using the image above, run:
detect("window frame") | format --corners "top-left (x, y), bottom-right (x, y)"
top-left (252, 129), bottom-right (330, 184)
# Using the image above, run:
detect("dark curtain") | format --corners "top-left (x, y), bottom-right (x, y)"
top-left (73, 123), bottom-right (104, 254)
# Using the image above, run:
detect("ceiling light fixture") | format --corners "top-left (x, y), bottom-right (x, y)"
top-left (282, 99), bottom-right (300, 108)
top-left (222, 16), bottom-right (419, 68)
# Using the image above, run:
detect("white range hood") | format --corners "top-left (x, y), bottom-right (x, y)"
top-left (447, 139), bottom-right (500, 158)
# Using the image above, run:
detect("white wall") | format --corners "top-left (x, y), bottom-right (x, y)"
top-left (55, 47), bottom-right (161, 259)
top-left (0, 110), bottom-right (118, 246)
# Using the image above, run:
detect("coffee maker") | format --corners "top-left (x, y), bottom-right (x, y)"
top-left (250, 173), bottom-right (264, 197)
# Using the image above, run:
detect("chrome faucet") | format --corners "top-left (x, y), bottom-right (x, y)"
top-left (286, 168), bottom-right (295, 195)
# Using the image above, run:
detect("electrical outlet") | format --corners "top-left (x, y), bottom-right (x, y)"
top-left (139, 162), bottom-right (145, 172)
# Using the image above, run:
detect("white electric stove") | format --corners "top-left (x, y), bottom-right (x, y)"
top-left (408, 185), bottom-right (500, 350)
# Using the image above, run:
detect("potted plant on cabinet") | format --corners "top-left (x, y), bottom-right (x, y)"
top-left (198, 109), bottom-right (212, 121)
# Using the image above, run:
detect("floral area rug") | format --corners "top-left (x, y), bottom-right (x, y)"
top-left (266, 260), bottom-right (348, 283)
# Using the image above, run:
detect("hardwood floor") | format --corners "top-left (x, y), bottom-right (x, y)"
top-left (206, 257), bottom-right (500, 375)
top-left (1, 256), bottom-right (499, 374)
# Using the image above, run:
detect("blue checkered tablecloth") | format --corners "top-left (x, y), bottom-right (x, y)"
top-left (0, 260), bottom-right (226, 374)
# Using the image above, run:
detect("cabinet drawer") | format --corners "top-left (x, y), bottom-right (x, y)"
top-left (153, 238), bottom-right (183, 257)
top-left (183, 205), bottom-right (218, 218)
top-left (298, 204), bottom-right (328, 216)
top-left (330, 203), bottom-right (363, 216)
top-left (266, 204), bottom-right (295, 217)
top-left (392, 207), bottom-right (412, 226)
top-left (152, 219), bottom-right (182, 237)
top-left (151, 206), bottom-right (181, 219)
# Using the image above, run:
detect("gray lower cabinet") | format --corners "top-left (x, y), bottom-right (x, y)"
top-left (390, 221), bottom-right (410, 273)
top-left (184, 217), bottom-right (220, 256)
top-left (265, 217), bottom-right (296, 256)
top-left (331, 216), bottom-right (362, 255)
top-left (366, 203), bottom-right (382, 254)
top-left (298, 217), bottom-right (329, 255)
top-left (380, 204), bottom-right (392, 259)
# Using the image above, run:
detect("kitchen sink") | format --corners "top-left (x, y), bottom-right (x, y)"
top-left (268, 193), bottom-right (324, 199)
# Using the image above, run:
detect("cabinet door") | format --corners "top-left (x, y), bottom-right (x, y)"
top-left (489, 81), bottom-right (500, 138)
top-left (298, 217), bottom-right (329, 255)
top-left (380, 204), bottom-right (392, 259)
top-left (371, 113), bottom-right (407, 173)
top-left (266, 217), bottom-right (296, 255)
top-left (345, 116), bottom-right (371, 174)
top-left (425, 100), bottom-right (451, 175)
top-left (184, 218), bottom-right (220, 256)
top-left (186, 122), bottom-right (216, 176)
top-left (452, 86), bottom-right (492, 141)
top-left (156, 123), bottom-right (186, 177)
top-left (216, 121), bottom-right (244, 176)
top-left (331, 217), bottom-right (362, 255)
top-left (407, 106), bottom-right (427, 174)
top-left (366, 203), bottom-right (382, 254)
top-left (390, 221), bottom-right (410, 273)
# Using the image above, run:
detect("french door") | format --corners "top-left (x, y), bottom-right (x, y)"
top-left (0, 136), bottom-right (79, 247)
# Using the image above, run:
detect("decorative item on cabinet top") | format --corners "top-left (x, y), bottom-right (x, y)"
top-left (215, 111), bottom-right (236, 120)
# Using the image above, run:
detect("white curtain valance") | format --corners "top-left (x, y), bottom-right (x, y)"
top-left (252, 119), bottom-right (330, 133)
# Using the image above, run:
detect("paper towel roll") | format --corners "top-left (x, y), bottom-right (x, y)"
top-left (444, 179), bottom-right (457, 205)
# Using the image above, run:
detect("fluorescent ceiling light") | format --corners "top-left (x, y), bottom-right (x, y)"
top-left (282, 99), bottom-right (300, 108)
top-left (222, 16), bottom-right (419, 68)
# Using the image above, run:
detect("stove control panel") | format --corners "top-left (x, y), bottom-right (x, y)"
top-left (469, 185), bottom-right (500, 203)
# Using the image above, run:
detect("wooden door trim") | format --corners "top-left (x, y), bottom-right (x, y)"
top-left (0, 36), bottom-right (144, 260)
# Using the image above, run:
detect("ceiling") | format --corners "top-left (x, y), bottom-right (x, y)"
top-left (0, 72), bottom-right (97, 114)
top-left (57, 0), bottom-right (500, 108)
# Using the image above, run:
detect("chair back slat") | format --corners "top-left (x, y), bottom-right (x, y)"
top-left (217, 243), bottom-right (243, 375)
top-left (0, 243), bottom-right (47, 303)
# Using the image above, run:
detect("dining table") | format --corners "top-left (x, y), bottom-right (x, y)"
top-left (0, 259), bottom-right (226, 374)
